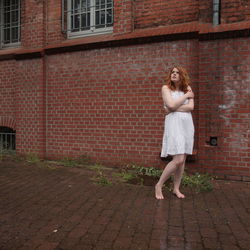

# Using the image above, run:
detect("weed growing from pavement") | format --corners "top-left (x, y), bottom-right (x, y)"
top-left (0, 148), bottom-right (6, 161)
top-left (0, 149), bottom-right (16, 162)
top-left (77, 154), bottom-right (92, 165)
top-left (113, 170), bottom-right (137, 182)
top-left (131, 165), bottom-right (163, 177)
top-left (59, 155), bottom-right (93, 168)
top-left (182, 172), bottom-right (213, 192)
top-left (88, 164), bottom-right (113, 186)
top-left (60, 157), bottom-right (79, 167)
top-left (122, 164), bottom-right (213, 192)
top-left (25, 153), bottom-right (41, 164)
top-left (92, 170), bottom-right (112, 186)
top-left (2, 153), bottom-right (213, 191)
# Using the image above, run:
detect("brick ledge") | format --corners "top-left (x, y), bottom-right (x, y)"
top-left (0, 21), bottom-right (250, 59)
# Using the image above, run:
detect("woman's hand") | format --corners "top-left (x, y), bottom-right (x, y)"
top-left (185, 88), bottom-right (194, 99)
top-left (164, 106), bottom-right (171, 115)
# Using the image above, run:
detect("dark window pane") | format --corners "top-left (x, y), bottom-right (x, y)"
top-left (81, 13), bottom-right (90, 30)
top-left (96, 0), bottom-right (100, 9)
top-left (101, 0), bottom-right (105, 9)
top-left (74, 0), bottom-right (80, 13)
top-left (71, 0), bottom-right (74, 14)
top-left (11, 27), bottom-right (18, 42)
top-left (81, 0), bottom-right (87, 11)
top-left (101, 10), bottom-right (105, 24)
top-left (4, 12), bottom-right (10, 26)
top-left (12, 10), bottom-right (18, 23)
top-left (87, 12), bottom-right (90, 27)
top-left (95, 10), bottom-right (100, 25)
top-left (4, 28), bottom-right (10, 43)
top-left (107, 8), bottom-right (112, 24)
top-left (73, 14), bottom-right (80, 30)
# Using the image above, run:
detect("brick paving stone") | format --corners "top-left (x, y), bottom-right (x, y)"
top-left (0, 161), bottom-right (250, 249)
top-left (56, 236), bottom-right (80, 249)
top-left (184, 231), bottom-right (202, 242)
top-left (200, 227), bottom-right (218, 238)
top-left (221, 245), bottom-right (240, 250)
top-left (203, 237), bottom-right (221, 249)
top-left (112, 237), bottom-right (132, 249)
top-left (167, 236), bottom-right (185, 248)
top-left (148, 239), bottom-right (167, 250)
top-left (168, 226), bottom-right (184, 237)
top-left (36, 242), bottom-right (59, 250)
top-left (95, 241), bottom-right (113, 249)
top-left (215, 224), bottom-right (232, 234)
top-left (151, 229), bottom-right (168, 240)
top-left (238, 240), bottom-right (250, 249)
top-left (98, 230), bottom-right (119, 242)
top-left (184, 241), bottom-right (204, 250)
top-left (219, 233), bottom-right (237, 244)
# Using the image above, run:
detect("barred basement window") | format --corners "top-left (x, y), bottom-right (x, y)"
top-left (0, 0), bottom-right (21, 48)
top-left (0, 126), bottom-right (16, 151)
top-left (62, 0), bottom-right (113, 38)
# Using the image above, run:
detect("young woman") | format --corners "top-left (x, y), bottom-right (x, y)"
top-left (155, 66), bottom-right (194, 199)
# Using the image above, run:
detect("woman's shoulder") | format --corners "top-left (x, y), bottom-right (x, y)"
top-left (162, 85), bottom-right (171, 92)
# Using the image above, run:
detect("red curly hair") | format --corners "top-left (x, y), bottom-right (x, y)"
top-left (166, 65), bottom-right (191, 93)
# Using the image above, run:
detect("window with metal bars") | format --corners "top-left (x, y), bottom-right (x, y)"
top-left (0, 127), bottom-right (16, 151)
top-left (0, 0), bottom-right (21, 48)
top-left (62, 0), bottom-right (113, 38)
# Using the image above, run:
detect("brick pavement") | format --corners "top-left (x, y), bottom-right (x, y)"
top-left (0, 160), bottom-right (250, 250)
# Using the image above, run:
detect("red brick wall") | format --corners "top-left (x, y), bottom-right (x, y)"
top-left (134, 0), bottom-right (199, 29)
top-left (114, 0), bottom-right (134, 34)
top-left (21, 0), bottom-right (45, 48)
top-left (46, 40), bottom-right (198, 166)
top-left (199, 0), bottom-right (213, 23)
top-left (47, 0), bottom-right (65, 44)
top-left (15, 58), bottom-right (45, 156)
top-left (199, 0), bottom-right (250, 24)
top-left (0, 60), bottom-right (16, 120)
top-left (221, 0), bottom-right (250, 23)
top-left (198, 37), bottom-right (250, 180)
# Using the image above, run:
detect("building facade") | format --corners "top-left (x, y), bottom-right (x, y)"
top-left (0, 0), bottom-right (249, 180)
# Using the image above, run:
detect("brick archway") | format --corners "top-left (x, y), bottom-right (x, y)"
top-left (0, 117), bottom-right (16, 130)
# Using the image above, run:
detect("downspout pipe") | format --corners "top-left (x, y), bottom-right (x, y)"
top-left (213, 0), bottom-right (220, 25)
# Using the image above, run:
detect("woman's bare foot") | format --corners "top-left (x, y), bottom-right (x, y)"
top-left (173, 189), bottom-right (185, 199)
top-left (155, 184), bottom-right (164, 199)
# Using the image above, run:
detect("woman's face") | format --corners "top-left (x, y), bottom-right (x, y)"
top-left (170, 68), bottom-right (180, 83)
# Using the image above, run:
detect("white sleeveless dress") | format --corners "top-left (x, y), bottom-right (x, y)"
top-left (161, 90), bottom-right (194, 157)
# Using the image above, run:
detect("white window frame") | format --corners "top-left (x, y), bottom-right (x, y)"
top-left (0, 0), bottom-right (21, 49)
top-left (66, 0), bottom-right (113, 39)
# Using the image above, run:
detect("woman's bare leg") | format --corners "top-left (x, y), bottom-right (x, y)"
top-left (173, 154), bottom-right (186, 198)
top-left (155, 156), bottom-right (183, 199)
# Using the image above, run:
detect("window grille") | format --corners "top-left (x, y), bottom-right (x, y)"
top-left (0, 127), bottom-right (16, 151)
top-left (62, 0), bottom-right (113, 38)
top-left (0, 0), bottom-right (21, 48)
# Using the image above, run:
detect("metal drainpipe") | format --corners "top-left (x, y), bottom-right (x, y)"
top-left (213, 0), bottom-right (220, 25)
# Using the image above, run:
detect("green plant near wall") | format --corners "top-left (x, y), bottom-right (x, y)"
top-left (59, 155), bottom-right (93, 168)
top-left (0, 148), bottom-right (16, 162)
top-left (59, 157), bottom-right (79, 167)
top-left (0, 148), bottom-right (4, 162)
top-left (131, 165), bottom-right (163, 177)
top-left (182, 172), bottom-right (213, 192)
top-left (93, 170), bottom-right (112, 186)
top-left (127, 164), bottom-right (213, 192)
top-left (25, 153), bottom-right (41, 164)
top-left (114, 170), bottom-right (137, 182)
